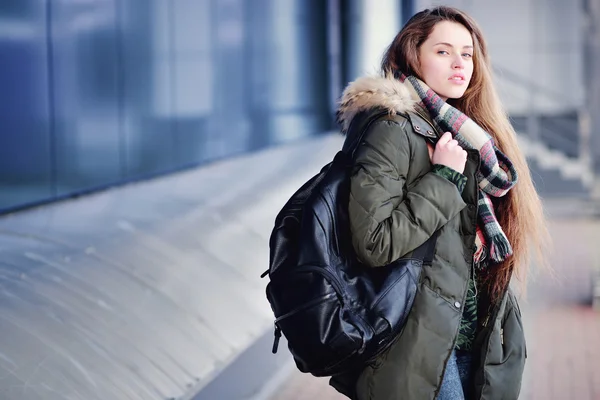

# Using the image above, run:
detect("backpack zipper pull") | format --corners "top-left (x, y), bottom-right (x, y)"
top-left (272, 324), bottom-right (282, 354)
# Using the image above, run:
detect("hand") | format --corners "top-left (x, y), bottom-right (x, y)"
top-left (428, 132), bottom-right (467, 174)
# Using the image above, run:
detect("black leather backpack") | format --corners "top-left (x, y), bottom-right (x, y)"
top-left (262, 111), bottom-right (439, 377)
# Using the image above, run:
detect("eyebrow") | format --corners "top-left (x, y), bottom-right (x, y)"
top-left (435, 42), bottom-right (474, 49)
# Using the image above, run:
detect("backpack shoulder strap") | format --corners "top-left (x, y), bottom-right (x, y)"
top-left (341, 109), bottom-right (389, 159)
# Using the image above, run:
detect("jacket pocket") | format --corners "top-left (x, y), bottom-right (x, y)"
top-left (510, 292), bottom-right (527, 359)
top-left (482, 292), bottom-right (526, 399)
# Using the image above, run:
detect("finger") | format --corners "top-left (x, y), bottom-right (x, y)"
top-left (427, 143), bottom-right (434, 160)
top-left (446, 139), bottom-right (458, 150)
top-left (437, 132), bottom-right (452, 147)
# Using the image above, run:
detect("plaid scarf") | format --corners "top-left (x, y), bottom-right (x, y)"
top-left (398, 72), bottom-right (518, 263)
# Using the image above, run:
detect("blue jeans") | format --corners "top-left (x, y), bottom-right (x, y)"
top-left (437, 350), bottom-right (474, 400)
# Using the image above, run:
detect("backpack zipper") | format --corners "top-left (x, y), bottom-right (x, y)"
top-left (299, 265), bottom-right (369, 353)
top-left (272, 292), bottom-right (336, 353)
top-left (272, 324), bottom-right (282, 353)
top-left (275, 292), bottom-right (337, 323)
top-left (299, 265), bottom-right (346, 299)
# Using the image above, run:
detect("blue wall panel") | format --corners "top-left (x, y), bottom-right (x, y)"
top-left (119, 1), bottom-right (177, 177)
top-left (171, 0), bottom-right (212, 166)
top-left (50, 0), bottom-right (123, 195)
top-left (0, 1), bottom-right (52, 210)
top-left (0, 0), bottom-right (331, 214)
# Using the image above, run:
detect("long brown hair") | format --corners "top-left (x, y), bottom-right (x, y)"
top-left (382, 6), bottom-right (551, 301)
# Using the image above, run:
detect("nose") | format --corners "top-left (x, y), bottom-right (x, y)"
top-left (452, 54), bottom-right (465, 69)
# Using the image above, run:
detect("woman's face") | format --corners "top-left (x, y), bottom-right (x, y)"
top-left (418, 21), bottom-right (474, 101)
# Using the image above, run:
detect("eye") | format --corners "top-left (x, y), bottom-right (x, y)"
top-left (462, 53), bottom-right (473, 58)
top-left (437, 50), bottom-right (449, 55)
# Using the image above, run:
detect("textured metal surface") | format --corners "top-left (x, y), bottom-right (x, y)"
top-left (0, 134), bottom-right (344, 400)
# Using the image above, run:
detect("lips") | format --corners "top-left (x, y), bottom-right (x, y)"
top-left (449, 74), bottom-right (465, 81)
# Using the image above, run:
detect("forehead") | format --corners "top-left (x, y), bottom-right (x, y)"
top-left (426, 21), bottom-right (473, 46)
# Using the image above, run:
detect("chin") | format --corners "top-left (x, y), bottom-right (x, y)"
top-left (445, 90), bottom-right (467, 100)
top-left (432, 84), bottom-right (467, 101)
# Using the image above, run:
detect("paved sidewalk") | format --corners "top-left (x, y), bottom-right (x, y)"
top-left (269, 199), bottom-right (600, 400)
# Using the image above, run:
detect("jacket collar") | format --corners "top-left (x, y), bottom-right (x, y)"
top-left (337, 74), bottom-right (417, 134)
top-left (337, 74), bottom-right (441, 141)
top-left (406, 107), bottom-right (439, 140)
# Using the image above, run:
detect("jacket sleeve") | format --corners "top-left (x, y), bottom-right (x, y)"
top-left (431, 164), bottom-right (467, 193)
top-left (348, 118), bottom-right (467, 267)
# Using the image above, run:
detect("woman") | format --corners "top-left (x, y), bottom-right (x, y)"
top-left (334, 6), bottom-right (549, 400)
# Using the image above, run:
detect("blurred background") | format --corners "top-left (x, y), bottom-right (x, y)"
top-left (0, 0), bottom-right (599, 399)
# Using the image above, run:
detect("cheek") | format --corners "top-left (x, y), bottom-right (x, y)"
top-left (466, 65), bottom-right (475, 84)
top-left (420, 59), bottom-right (444, 85)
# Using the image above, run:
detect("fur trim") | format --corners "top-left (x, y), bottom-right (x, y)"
top-left (336, 74), bottom-right (417, 133)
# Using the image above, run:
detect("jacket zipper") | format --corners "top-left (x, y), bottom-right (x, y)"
top-left (435, 185), bottom-right (481, 398)
top-left (417, 106), bottom-right (498, 398)
top-left (482, 314), bottom-right (491, 327)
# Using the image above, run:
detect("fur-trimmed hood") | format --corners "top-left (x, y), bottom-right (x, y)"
top-left (336, 74), bottom-right (418, 134)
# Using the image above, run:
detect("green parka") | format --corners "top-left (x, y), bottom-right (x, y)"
top-left (337, 75), bottom-right (527, 400)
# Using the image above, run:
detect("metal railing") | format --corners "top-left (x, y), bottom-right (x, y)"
top-left (493, 66), bottom-right (582, 159)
